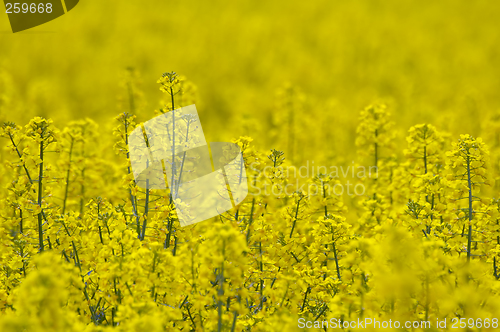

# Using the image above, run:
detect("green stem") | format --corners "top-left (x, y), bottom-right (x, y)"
top-left (217, 240), bottom-right (225, 332)
top-left (186, 305), bottom-right (196, 329)
top-left (19, 209), bottom-right (23, 234)
top-left (8, 133), bottom-right (33, 183)
top-left (332, 239), bottom-right (341, 281)
top-left (466, 155), bottom-right (473, 262)
top-left (289, 197), bottom-right (302, 238)
top-left (494, 257), bottom-right (499, 279)
top-left (423, 145), bottom-right (428, 175)
top-left (173, 235), bottom-right (178, 256)
top-left (62, 137), bottom-right (74, 214)
top-left (140, 176), bottom-right (150, 241)
top-left (230, 312), bottom-right (238, 332)
top-left (314, 304), bottom-right (328, 321)
top-left (301, 286), bottom-right (311, 311)
top-left (8, 133), bottom-right (48, 222)
top-left (123, 117), bottom-right (141, 235)
top-left (169, 86), bottom-right (177, 203)
top-left (166, 87), bottom-right (177, 247)
top-left (245, 198), bottom-right (256, 244)
top-left (80, 168), bottom-right (85, 215)
top-left (259, 241), bottom-right (264, 309)
top-left (37, 136), bottom-right (44, 252)
top-left (72, 241), bottom-right (81, 272)
top-left (174, 119), bottom-right (191, 197)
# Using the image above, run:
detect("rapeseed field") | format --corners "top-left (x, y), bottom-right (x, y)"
top-left (1, 1), bottom-right (500, 331)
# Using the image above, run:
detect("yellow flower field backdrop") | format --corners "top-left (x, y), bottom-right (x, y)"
top-left (1, 0), bottom-right (500, 331)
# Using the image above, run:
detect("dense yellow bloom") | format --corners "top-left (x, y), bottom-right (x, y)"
top-left (1, 74), bottom-right (500, 331)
